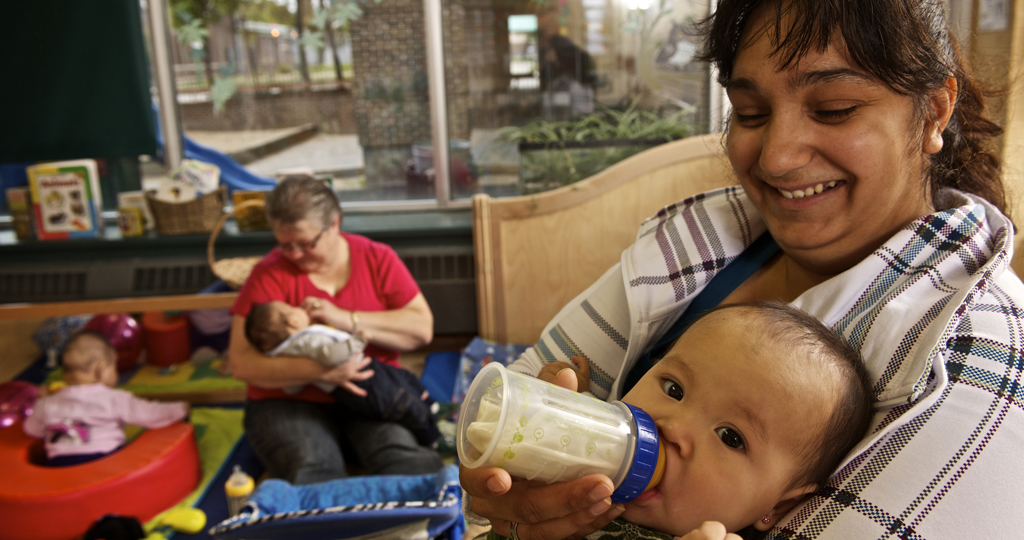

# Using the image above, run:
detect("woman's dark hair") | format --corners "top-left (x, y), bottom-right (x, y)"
top-left (698, 0), bottom-right (1006, 218)
top-left (265, 175), bottom-right (342, 229)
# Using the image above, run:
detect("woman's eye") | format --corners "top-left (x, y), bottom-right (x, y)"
top-left (661, 380), bottom-right (684, 401)
top-left (716, 427), bottom-right (745, 450)
top-left (815, 106), bottom-right (857, 122)
top-left (734, 111), bottom-right (768, 126)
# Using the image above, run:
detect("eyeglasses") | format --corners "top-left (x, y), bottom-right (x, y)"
top-left (275, 227), bottom-right (328, 253)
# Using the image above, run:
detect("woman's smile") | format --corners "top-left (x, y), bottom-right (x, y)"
top-left (775, 180), bottom-right (838, 200)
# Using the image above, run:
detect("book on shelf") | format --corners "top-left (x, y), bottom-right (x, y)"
top-left (26, 159), bottom-right (103, 240)
top-left (117, 190), bottom-right (155, 231)
top-left (5, 186), bottom-right (35, 241)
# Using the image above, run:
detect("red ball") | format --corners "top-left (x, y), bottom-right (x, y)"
top-left (84, 314), bottom-right (144, 372)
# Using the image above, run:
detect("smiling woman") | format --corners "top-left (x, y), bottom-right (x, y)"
top-left (459, 1), bottom-right (1024, 539)
top-left (722, 24), bottom-right (947, 276)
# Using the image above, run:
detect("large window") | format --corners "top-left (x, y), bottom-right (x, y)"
top-left (158, 0), bottom-right (714, 206)
top-left (0, 0), bottom-right (985, 224)
top-left (445, 0), bottom-right (713, 198)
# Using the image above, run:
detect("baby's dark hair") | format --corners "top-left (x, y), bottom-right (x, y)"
top-left (245, 303), bottom-right (291, 353)
top-left (695, 301), bottom-right (873, 489)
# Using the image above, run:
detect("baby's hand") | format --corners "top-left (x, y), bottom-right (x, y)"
top-left (537, 356), bottom-right (591, 393)
top-left (319, 353), bottom-right (374, 396)
top-left (301, 297), bottom-right (340, 326)
top-left (675, 521), bottom-right (742, 540)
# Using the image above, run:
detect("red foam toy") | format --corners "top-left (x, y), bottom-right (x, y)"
top-left (142, 311), bottom-right (192, 367)
top-left (0, 421), bottom-right (200, 540)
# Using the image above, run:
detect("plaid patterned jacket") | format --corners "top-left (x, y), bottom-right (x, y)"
top-left (510, 186), bottom-right (1024, 538)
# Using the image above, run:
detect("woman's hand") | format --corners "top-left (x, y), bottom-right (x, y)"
top-left (318, 353), bottom-right (375, 396)
top-left (460, 363), bottom-right (620, 540)
top-left (302, 297), bottom-right (348, 329)
top-left (461, 466), bottom-right (624, 540)
top-left (674, 522), bottom-right (742, 540)
top-left (300, 294), bottom-right (433, 351)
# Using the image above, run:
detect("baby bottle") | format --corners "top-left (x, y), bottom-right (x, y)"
top-left (224, 465), bottom-right (255, 516)
top-left (457, 362), bottom-right (665, 503)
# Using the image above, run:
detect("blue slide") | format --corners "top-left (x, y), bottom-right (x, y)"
top-left (153, 106), bottom-right (276, 193)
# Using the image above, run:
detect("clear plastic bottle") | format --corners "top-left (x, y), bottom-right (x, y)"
top-left (224, 465), bottom-right (255, 516)
top-left (457, 362), bottom-right (665, 503)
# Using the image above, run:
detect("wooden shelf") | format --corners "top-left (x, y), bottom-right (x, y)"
top-left (0, 292), bottom-right (238, 319)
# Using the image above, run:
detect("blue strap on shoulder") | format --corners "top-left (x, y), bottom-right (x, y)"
top-left (620, 232), bottom-right (779, 395)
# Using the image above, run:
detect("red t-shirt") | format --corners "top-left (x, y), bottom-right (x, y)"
top-left (231, 232), bottom-right (421, 402)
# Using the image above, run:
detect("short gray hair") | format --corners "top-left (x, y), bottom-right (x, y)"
top-left (265, 175), bottom-right (342, 229)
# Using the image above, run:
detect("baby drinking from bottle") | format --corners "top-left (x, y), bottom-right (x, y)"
top-left (463, 302), bottom-right (873, 539)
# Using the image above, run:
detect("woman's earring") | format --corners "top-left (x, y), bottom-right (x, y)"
top-left (761, 515), bottom-right (771, 525)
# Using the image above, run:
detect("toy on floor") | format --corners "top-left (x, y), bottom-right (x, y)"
top-left (145, 508), bottom-right (208, 539)
top-left (142, 311), bottom-right (192, 367)
top-left (83, 313), bottom-right (144, 373)
top-left (0, 381), bottom-right (38, 428)
top-left (0, 421), bottom-right (201, 540)
top-left (225, 465), bottom-right (255, 516)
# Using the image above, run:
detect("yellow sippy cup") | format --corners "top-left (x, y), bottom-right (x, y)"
top-left (224, 465), bottom-right (255, 516)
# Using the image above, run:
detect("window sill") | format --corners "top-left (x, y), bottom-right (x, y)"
top-left (0, 208), bottom-right (473, 265)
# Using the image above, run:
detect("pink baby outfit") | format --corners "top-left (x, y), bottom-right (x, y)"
top-left (23, 383), bottom-right (188, 459)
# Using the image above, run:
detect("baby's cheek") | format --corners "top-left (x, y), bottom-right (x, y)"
top-left (620, 503), bottom-right (693, 537)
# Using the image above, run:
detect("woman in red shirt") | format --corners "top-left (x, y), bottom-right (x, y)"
top-left (228, 176), bottom-right (442, 484)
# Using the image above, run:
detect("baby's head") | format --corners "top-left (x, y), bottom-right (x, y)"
top-left (245, 301), bottom-right (312, 352)
top-left (620, 301), bottom-right (872, 535)
top-left (61, 331), bottom-right (118, 387)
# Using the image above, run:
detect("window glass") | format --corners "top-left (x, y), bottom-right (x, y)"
top-left (171, 0), bottom-right (436, 203)
top-left (444, 0), bottom-right (713, 198)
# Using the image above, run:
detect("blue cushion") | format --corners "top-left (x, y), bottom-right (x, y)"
top-left (209, 465), bottom-right (464, 540)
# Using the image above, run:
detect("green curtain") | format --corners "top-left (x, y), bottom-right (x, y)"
top-left (0, 1), bottom-right (157, 162)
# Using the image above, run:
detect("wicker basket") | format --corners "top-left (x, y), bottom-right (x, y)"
top-left (146, 186), bottom-right (227, 236)
top-left (208, 199), bottom-right (267, 290)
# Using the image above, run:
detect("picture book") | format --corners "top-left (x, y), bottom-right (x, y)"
top-left (117, 190), bottom-right (155, 231)
top-left (26, 159), bottom-right (103, 240)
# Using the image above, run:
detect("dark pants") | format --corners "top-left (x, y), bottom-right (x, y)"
top-left (331, 358), bottom-right (441, 447)
top-left (244, 398), bottom-right (444, 485)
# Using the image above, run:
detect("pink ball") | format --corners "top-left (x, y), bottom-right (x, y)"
top-left (84, 314), bottom-right (144, 372)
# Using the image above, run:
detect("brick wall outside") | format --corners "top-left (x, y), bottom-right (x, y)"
top-left (181, 0), bottom-right (503, 141)
top-left (350, 0), bottom-right (433, 149)
top-left (180, 86), bottom-right (357, 134)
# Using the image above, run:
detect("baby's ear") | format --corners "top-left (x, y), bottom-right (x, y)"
top-left (754, 483), bottom-right (818, 532)
top-left (286, 312), bottom-right (304, 329)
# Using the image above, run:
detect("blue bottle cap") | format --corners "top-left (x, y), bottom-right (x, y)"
top-left (610, 403), bottom-right (661, 503)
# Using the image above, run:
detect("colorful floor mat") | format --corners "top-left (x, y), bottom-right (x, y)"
top-left (146, 407), bottom-right (246, 533)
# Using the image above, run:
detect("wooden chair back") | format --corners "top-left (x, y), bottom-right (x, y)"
top-left (472, 133), bottom-right (736, 344)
